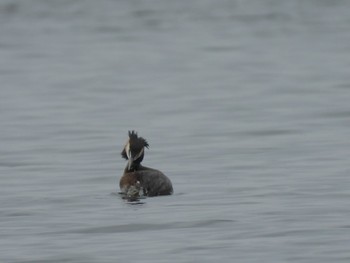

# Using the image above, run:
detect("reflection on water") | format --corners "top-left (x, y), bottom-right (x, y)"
top-left (1, 0), bottom-right (350, 262)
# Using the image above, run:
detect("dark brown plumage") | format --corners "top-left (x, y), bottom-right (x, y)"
top-left (119, 131), bottom-right (173, 197)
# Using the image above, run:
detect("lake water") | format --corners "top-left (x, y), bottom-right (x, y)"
top-left (1, 0), bottom-right (350, 262)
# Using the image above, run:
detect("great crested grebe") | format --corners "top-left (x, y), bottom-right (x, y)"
top-left (119, 131), bottom-right (173, 197)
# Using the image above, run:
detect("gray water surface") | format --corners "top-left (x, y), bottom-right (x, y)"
top-left (1, 1), bottom-right (350, 262)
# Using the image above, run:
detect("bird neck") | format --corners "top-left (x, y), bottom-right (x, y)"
top-left (125, 162), bottom-right (143, 172)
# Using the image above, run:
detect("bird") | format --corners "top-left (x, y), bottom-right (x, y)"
top-left (119, 130), bottom-right (173, 197)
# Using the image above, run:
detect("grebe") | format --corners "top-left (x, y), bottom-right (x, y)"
top-left (119, 131), bottom-right (173, 197)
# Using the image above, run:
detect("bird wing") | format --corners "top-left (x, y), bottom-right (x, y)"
top-left (137, 169), bottom-right (173, 196)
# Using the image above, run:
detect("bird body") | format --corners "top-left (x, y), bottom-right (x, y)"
top-left (119, 131), bottom-right (173, 197)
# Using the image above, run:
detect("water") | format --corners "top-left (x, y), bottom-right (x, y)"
top-left (1, 0), bottom-right (350, 262)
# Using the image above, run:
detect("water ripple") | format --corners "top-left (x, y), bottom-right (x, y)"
top-left (73, 219), bottom-right (235, 234)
